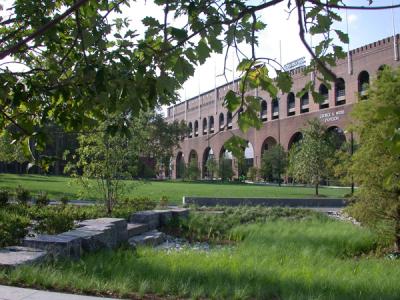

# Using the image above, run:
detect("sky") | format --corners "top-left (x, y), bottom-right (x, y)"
top-left (1, 0), bottom-right (399, 112)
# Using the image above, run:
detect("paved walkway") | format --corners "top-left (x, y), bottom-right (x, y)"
top-left (0, 285), bottom-right (122, 300)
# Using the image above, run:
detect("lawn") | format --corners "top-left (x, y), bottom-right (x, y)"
top-left (0, 174), bottom-right (350, 205)
top-left (1, 214), bottom-right (399, 299)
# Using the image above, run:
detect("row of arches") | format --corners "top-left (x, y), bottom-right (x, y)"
top-left (186, 69), bottom-right (373, 138)
top-left (176, 126), bottom-right (346, 178)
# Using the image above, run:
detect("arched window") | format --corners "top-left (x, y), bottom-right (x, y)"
top-left (272, 98), bottom-right (279, 120)
top-left (202, 117), bottom-right (208, 135)
top-left (319, 84), bottom-right (329, 109)
top-left (194, 120), bottom-right (199, 137)
top-left (219, 113), bottom-right (224, 131)
top-left (188, 122), bottom-right (193, 138)
top-left (300, 92), bottom-right (309, 113)
top-left (227, 112), bottom-right (233, 129)
top-left (287, 93), bottom-right (295, 116)
top-left (260, 100), bottom-right (268, 121)
top-left (358, 71), bottom-right (369, 98)
top-left (335, 78), bottom-right (346, 106)
top-left (209, 116), bottom-right (214, 133)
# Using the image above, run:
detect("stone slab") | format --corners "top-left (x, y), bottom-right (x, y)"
top-left (58, 229), bottom-right (105, 252)
top-left (153, 210), bottom-right (173, 226)
top-left (127, 223), bottom-right (148, 238)
top-left (76, 225), bottom-right (117, 250)
top-left (23, 235), bottom-right (81, 259)
top-left (169, 207), bottom-right (190, 219)
top-left (128, 230), bottom-right (165, 247)
top-left (0, 285), bottom-right (120, 300)
top-left (0, 247), bottom-right (47, 268)
top-left (78, 218), bottom-right (127, 245)
top-left (129, 211), bottom-right (160, 229)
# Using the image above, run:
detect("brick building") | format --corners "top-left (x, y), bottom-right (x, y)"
top-left (165, 35), bottom-right (400, 179)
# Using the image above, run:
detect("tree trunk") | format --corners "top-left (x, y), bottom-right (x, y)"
top-left (395, 204), bottom-right (400, 252)
top-left (315, 183), bottom-right (319, 196)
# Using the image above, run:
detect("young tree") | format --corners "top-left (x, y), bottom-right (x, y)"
top-left (205, 157), bottom-right (218, 180)
top-left (260, 144), bottom-right (287, 183)
top-left (129, 111), bottom-right (188, 177)
top-left (218, 158), bottom-right (234, 181)
top-left (66, 120), bottom-right (137, 214)
top-left (348, 66), bottom-right (400, 251)
top-left (185, 160), bottom-right (200, 180)
top-left (288, 119), bottom-right (335, 196)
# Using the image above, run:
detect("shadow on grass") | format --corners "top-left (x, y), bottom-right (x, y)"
top-left (0, 175), bottom-right (67, 183)
top-left (27, 247), bottom-right (397, 300)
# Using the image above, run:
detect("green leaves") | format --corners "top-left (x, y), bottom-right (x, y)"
top-left (196, 39), bottom-right (211, 64)
top-left (224, 90), bottom-right (241, 112)
top-left (224, 136), bottom-right (247, 160)
top-left (275, 71), bottom-right (292, 94)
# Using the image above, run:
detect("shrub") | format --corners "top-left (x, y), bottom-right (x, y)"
top-left (59, 195), bottom-right (69, 205)
top-left (30, 207), bottom-right (74, 234)
top-left (246, 167), bottom-right (259, 182)
top-left (159, 195), bottom-right (169, 208)
top-left (15, 185), bottom-right (31, 205)
top-left (112, 197), bottom-right (157, 219)
top-left (0, 210), bottom-right (30, 247)
top-left (0, 189), bottom-right (9, 206)
top-left (36, 191), bottom-right (50, 206)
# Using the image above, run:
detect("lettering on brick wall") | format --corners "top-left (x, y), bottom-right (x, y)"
top-left (319, 110), bottom-right (344, 123)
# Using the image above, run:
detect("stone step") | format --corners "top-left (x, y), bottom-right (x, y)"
top-left (23, 234), bottom-right (82, 259)
top-left (0, 246), bottom-right (47, 268)
top-left (128, 230), bottom-right (165, 247)
top-left (127, 223), bottom-right (148, 238)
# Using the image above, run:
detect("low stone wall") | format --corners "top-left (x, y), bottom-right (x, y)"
top-left (183, 197), bottom-right (346, 207)
top-left (1, 207), bottom-right (189, 268)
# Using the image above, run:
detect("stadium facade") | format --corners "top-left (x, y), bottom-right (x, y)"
top-left (165, 35), bottom-right (400, 179)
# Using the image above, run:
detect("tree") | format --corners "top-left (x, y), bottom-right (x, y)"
top-left (218, 158), bottom-right (234, 181)
top-left (260, 144), bottom-right (287, 183)
top-left (0, 131), bottom-right (26, 170)
top-left (205, 156), bottom-right (218, 179)
top-left (288, 119), bottom-right (335, 196)
top-left (348, 66), bottom-right (400, 251)
top-left (65, 118), bottom-right (137, 214)
top-left (185, 160), bottom-right (200, 180)
top-left (1, 1), bottom-right (398, 161)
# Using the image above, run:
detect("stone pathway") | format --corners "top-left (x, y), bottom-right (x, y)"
top-left (0, 285), bottom-right (121, 300)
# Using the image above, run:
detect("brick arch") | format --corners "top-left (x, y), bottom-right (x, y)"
top-left (175, 151), bottom-right (185, 179)
top-left (202, 146), bottom-right (215, 179)
top-left (288, 132), bottom-right (303, 150)
top-left (261, 136), bottom-right (277, 155)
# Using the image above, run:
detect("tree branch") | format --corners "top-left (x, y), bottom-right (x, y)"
top-left (296, 0), bottom-right (336, 80)
top-left (0, 0), bottom-right (91, 60)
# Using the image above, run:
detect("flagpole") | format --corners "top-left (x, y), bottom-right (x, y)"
top-left (198, 68), bottom-right (201, 119)
top-left (184, 88), bottom-right (187, 121)
top-left (346, 8), bottom-right (353, 74)
top-left (392, 0), bottom-right (399, 61)
top-left (214, 58), bottom-right (217, 114)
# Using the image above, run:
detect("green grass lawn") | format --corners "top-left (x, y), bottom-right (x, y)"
top-left (0, 174), bottom-right (350, 205)
top-left (1, 216), bottom-right (398, 299)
